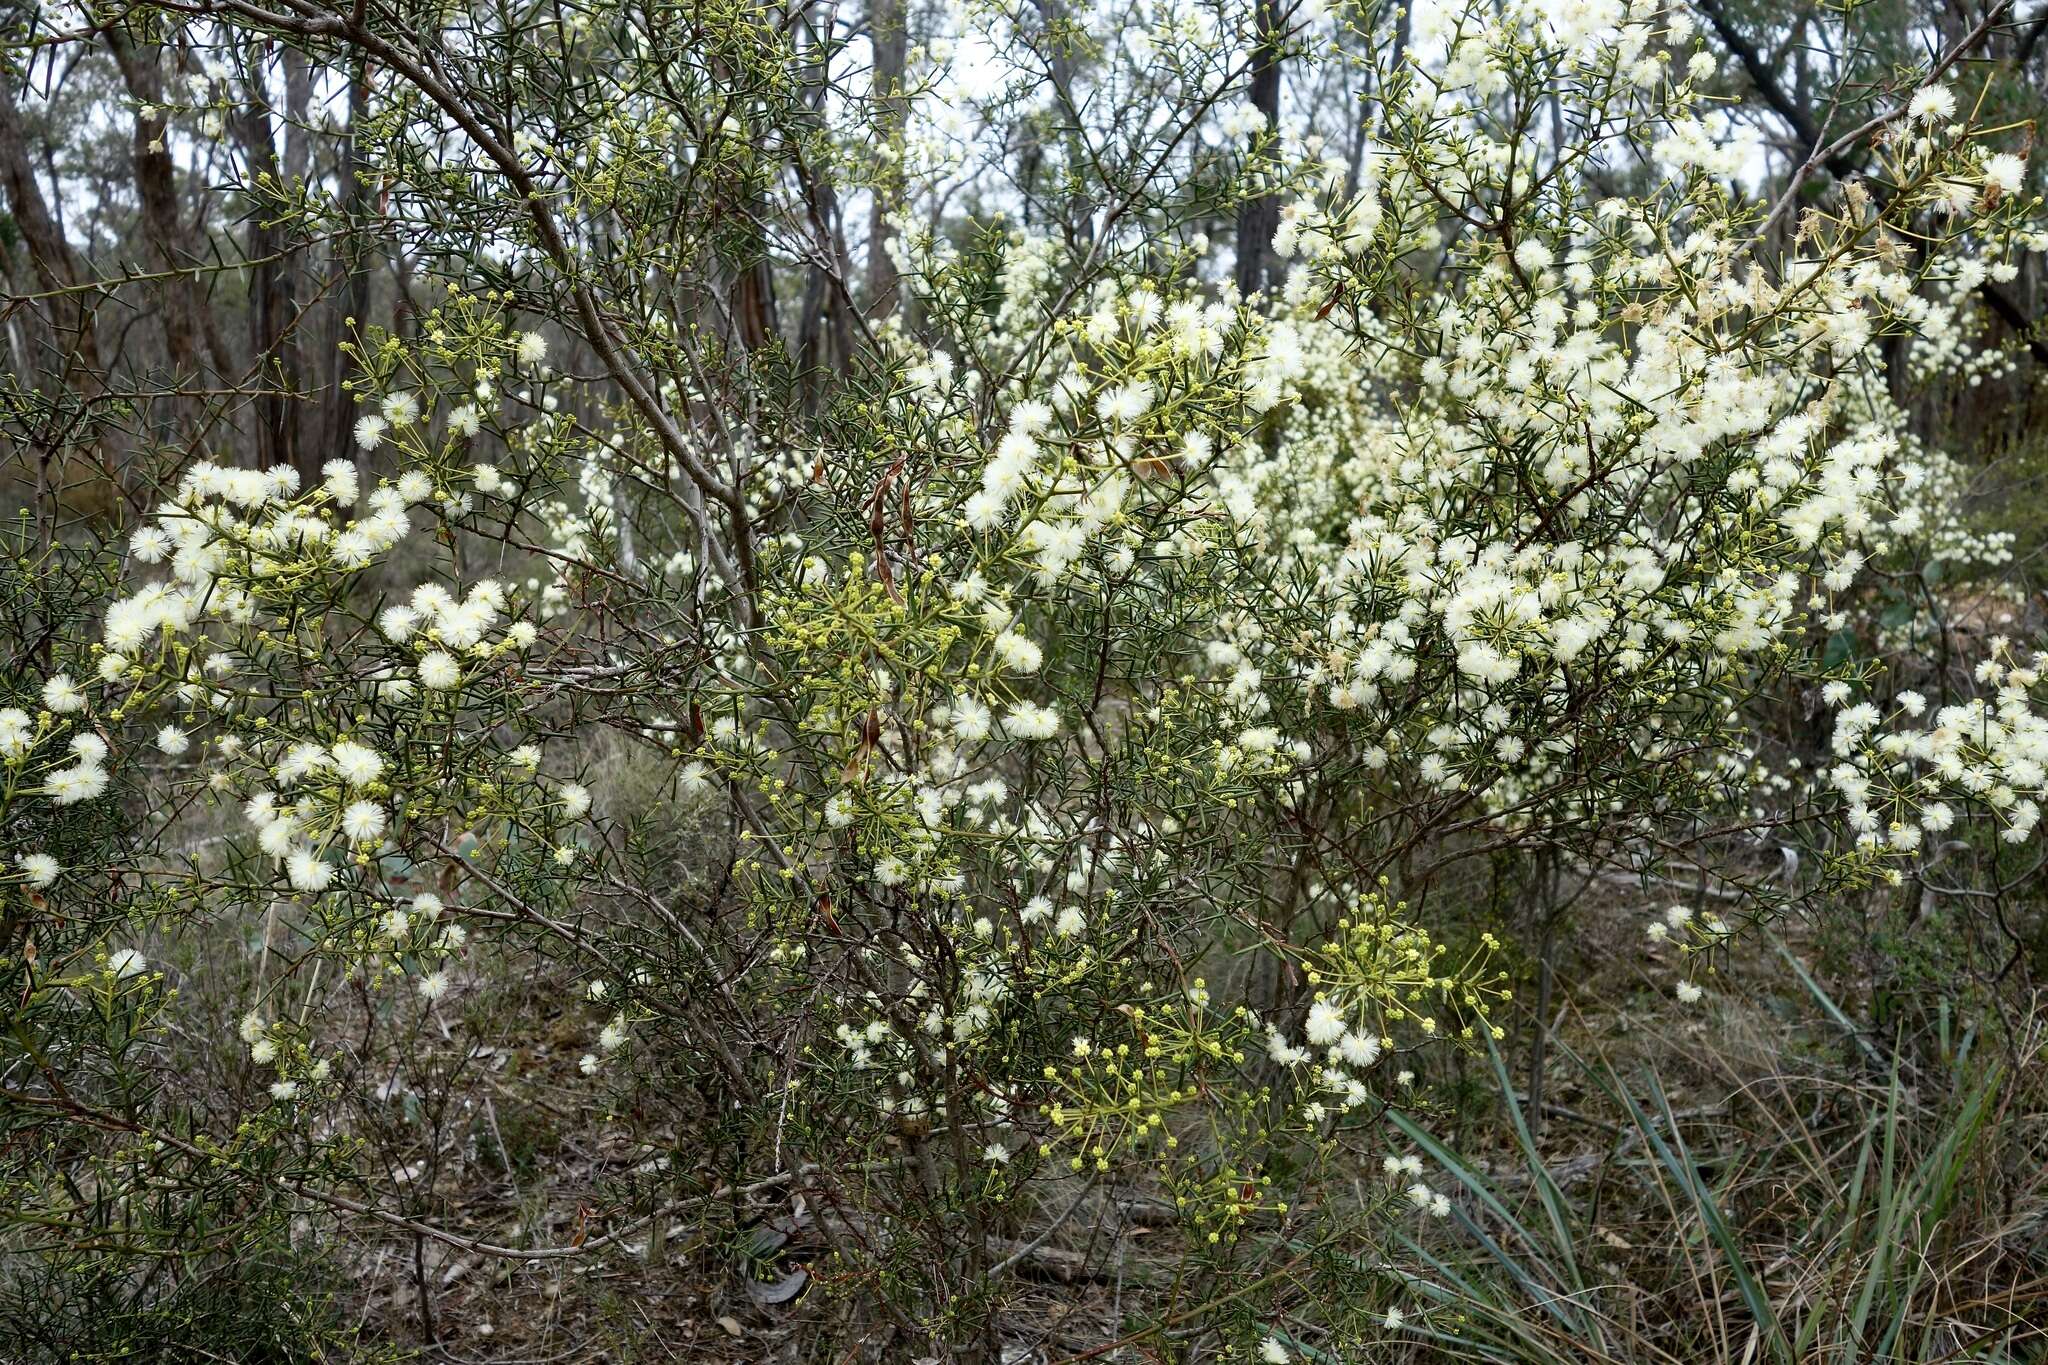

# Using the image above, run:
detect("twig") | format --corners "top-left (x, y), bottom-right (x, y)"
top-left (988, 1177), bottom-right (1098, 1279)
top-left (1754, 0), bottom-right (2015, 244)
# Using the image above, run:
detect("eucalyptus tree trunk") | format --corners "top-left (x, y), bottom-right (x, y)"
top-left (0, 78), bottom-right (96, 391)
top-left (233, 41), bottom-right (307, 477)
top-left (105, 26), bottom-right (219, 396)
top-left (866, 0), bottom-right (907, 316)
top-left (1234, 0), bottom-right (1284, 298)
top-left (324, 53), bottom-right (374, 464)
top-left (0, 74), bottom-right (117, 521)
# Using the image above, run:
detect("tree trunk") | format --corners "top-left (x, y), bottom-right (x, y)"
top-left (866, 0), bottom-right (907, 316)
top-left (325, 53), bottom-right (374, 463)
top-left (105, 28), bottom-right (212, 388)
top-left (1234, 0), bottom-right (1284, 299)
top-left (282, 46), bottom-right (316, 462)
top-left (234, 40), bottom-right (304, 476)
top-left (0, 76), bottom-right (101, 387)
top-left (0, 73), bottom-right (117, 521)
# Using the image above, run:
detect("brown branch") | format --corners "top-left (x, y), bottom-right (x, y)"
top-left (1696, 0), bottom-right (2048, 365)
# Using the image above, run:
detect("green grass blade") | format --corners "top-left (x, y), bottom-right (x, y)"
top-left (1622, 1068), bottom-right (1793, 1365)
top-left (1386, 1108), bottom-right (1586, 1331)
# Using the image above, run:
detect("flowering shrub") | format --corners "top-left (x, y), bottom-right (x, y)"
top-left (3, 0), bottom-right (2046, 1357)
